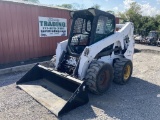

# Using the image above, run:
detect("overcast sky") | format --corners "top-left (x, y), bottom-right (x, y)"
top-left (39, 0), bottom-right (160, 16)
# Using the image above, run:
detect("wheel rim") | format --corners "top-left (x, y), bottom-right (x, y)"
top-left (123, 65), bottom-right (131, 80)
top-left (97, 70), bottom-right (110, 90)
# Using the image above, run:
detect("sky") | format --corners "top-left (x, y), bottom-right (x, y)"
top-left (39, 0), bottom-right (160, 16)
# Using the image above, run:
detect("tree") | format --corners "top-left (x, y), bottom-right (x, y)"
top-left (106, 10), bottom-right (115, 15)
top-left (23, 0), bottom-right (39, 3)
top-left (139, 16), bottom-right (157, 36)
top-left (91, 4), bottom-right (100, 9)
top-left (56, 3), bottom-right (86, 10)
top-left (155, 15), bottom-right (160, 31)
top-left (57, 4), bottom-right (73, 9)
top-left (118, 2), bottom-right (142, 34)
top-left (118, 2), bottom-right (160, 35)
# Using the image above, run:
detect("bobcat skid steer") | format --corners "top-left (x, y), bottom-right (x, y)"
top-left (17, 8), bottom-right (134, 117)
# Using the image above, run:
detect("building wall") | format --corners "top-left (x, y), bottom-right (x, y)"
top-left (0, 1), bottom-right (120, 64)
top-left (0, 1), bottom-right (70, 64)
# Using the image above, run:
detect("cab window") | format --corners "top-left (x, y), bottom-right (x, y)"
top-left (94, 16), bottom-right (115, 43)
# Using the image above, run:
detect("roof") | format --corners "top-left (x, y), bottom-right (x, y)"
top-left (71, 8), bottom-right (115, 18)
top-left (0, 0), bottom-right (71, 11)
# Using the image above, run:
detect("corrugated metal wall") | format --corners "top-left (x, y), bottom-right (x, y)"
top-left (0, 1), bottom-right (70, 64)
top-left (0, 1), bottom-right (120, 64)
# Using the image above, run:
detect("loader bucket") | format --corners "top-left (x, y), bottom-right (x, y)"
top-left (16, 64), bottom-right (89, 117)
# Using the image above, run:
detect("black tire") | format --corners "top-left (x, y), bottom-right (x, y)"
top-left (113, 58), bottom-right (133, 85)
top-left (85, 61), bottom-right (113, 95)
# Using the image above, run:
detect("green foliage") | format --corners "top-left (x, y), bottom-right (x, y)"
top-left (56, 3), bottom-right (101, 10)
top-left (57, 4), bottom-right (73, 9)
top-left (56, 2), bottom-right (159, 35)
top-left (106, 10), bottom-right (115, 15)
top-left (119, 2), bottom-right (159, 35)
top-left (91, 4), bottom-right (100, 9)
top-left (24, 0), bottom-right (39, 3)
top-left (155, 15), bottom-right (160, 32)
top-left (56, 3), bottom-right (86, 10)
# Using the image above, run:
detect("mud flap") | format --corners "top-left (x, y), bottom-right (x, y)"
top-left (16, 64), bottom-right (89, 117)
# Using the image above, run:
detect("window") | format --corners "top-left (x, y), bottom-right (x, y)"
top-left (94, 16), bottom-right (114, 43)
top-left (70, 17), bottom-right (93, 54)
top-left (73, 18), bottom-right (91, 34)
top-left (71, 18), bottom-right (92, 46)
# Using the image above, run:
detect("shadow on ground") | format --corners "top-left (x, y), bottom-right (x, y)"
top-left (134, 48), bottom-right (141, 53)
top-left (0, 56), bottom-right (52, 69)
top-left (62, 77), bottom-right (160, 120)
top-left (0, 72), bottom-right (25, 87)
top-left (134, 47), bottom-right (160, 55)
top-left (1, 72), bottom-right (160, 120)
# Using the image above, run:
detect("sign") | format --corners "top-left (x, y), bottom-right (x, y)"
top-left (39, 17), bottom-right (67, 37)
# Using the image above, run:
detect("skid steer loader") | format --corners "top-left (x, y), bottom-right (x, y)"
top-left (17, 8), bottom-right (134, 116)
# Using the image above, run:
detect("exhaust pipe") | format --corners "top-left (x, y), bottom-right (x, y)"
top-left (16, 64), bottom-right (89, 116)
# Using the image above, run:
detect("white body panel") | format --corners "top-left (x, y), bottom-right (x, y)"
top-left (55, 22), bottom-right (134, 80)
top-left (55, 40), bottom-right (68, 69)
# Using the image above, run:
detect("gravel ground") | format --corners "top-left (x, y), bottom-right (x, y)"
top-left (0, 44), bottom-right (160, 120)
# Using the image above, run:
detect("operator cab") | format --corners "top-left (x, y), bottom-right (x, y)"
top-left (69, 14), bottom-right (93, 54)
top-left (67, 8), bottom-right (115, 56)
